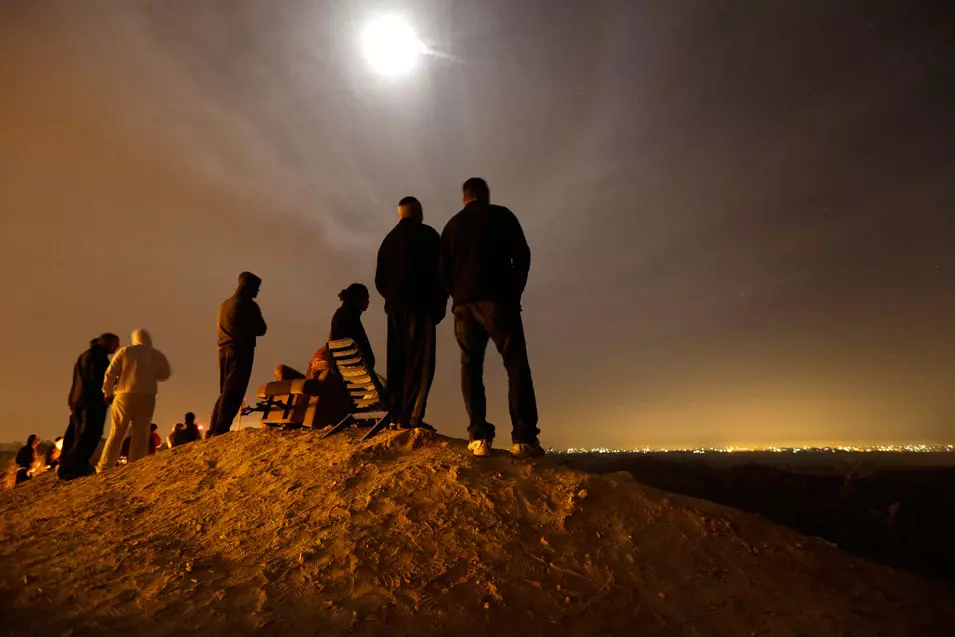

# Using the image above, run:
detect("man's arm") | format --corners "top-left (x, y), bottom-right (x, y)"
top-left (251, 302), bottom-right (268, 337)
top-left (429, 228), bottom-right (449, 322)
top-left (155, 349), bottom-right (172, 383)
top-left (102, 349), bottom-right (123, 398)
top-left (438, 222), bottom-right (454, 298)
top-left (505, 209), bottom-right (531, 297)
top-left (375, 236), bottom-right (391, 300)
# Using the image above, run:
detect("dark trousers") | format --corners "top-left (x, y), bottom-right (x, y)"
top-left (210, 345), bottom-right (255, 435)
top-left (453, 301), bottom-right (539, 444)
top-left (386, 311), bottom-right (437, 427)
top-left (58, 403), bottom-right (107, 479)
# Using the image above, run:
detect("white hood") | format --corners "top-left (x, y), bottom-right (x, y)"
top-left (131, 329), bottom-right (153, 347)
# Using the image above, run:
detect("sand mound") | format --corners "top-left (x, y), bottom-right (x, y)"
top-left (1, 429), bottom-right (952, 636)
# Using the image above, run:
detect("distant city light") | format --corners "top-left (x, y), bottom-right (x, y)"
top-left (557, 444), bottom-right (955, 455)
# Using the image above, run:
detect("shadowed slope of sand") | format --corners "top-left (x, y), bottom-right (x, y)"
top-left (1, 428), bottom-right (953, 636)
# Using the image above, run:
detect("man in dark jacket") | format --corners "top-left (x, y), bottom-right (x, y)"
top-left (59, 333), bottom-right (120, 480)
top-left (209, 272), bottom-right (267, 436)
top-left (375, 196), bottom-right (447, 430)
top-left (440, 178), bottom-right (542, 459)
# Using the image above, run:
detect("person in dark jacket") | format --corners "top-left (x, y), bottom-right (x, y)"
top-left (209, 272), bottom-right (268, 436)
top-left (375, 196), bottom-right (447, 430)
top-left (59, 333), bottom-right (120, 480)
top-left (15, 434), bottom-right (40, 485)
top-left (440, 178), bottom-right (542, 459)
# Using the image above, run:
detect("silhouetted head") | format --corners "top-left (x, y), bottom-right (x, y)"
top-left (397, 196), bottom-right (423, 222)
top-left (27, 434), bottom-right (39, 448)
top-left (150, 423), bottom-right (158, 433)
top-left (184, 412), bottom-right (196, 425)
top-left (339, 283), bottom-right (370, 312)
top-left (131, 328), bottom-right (152, 347)
top-left (236, 271), bottom-right (262, 299)
top-left (462, 177), bottom-right (490, 205)
top-left (99, 333), bottom-right (120, 354)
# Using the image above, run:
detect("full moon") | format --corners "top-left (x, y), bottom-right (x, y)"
top-left (361, 16), bottom-right (426, 77)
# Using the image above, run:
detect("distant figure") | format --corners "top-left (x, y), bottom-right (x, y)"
top-left (97, 329), bottom-right (172, 472)
top-left (59, 333), bottom-right (120, 480)
top-left (375, 196), bottom-right (447, 430)
top-left (15, 434), bottom-right (40, 485)
top-left (167, 423), bottom-right (185, 448)
top-left (440, 178), bottom-right (542, 458)
top-left (168, 412), bottom-right (201, 448)
top-left (209, 272), bottom-right (268, 436)
top-left (44, 436), bottom-right (63, 471)
top-left (148, 423), bottom-right (162, 454)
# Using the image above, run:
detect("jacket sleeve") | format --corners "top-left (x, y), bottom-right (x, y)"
top-left (155, 349), bottom-right (172, 382)
top-left (429, 229), bottom-right (449, 321)
top-left (438, 224), bottom-right (454, 298)
top-left (506, 209), bottom-right (531, 297)
top-left (102, 349), bottom-right (123, 398)
top-left (375, 236), bottom-right (390, 300)
top-left (251, 302), bottom-right (268, 337)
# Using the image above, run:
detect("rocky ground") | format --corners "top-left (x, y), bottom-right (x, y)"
top-left (1, 428), bottom-right (953, 636)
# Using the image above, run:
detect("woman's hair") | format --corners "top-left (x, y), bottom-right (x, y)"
top-left (338, 283), bottom-right (369, 306)
top-left (26, 434), bottom-right (38, 446)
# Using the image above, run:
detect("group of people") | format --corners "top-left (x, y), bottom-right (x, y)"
top-left (51, 176), bottom-right (542, 481)
top-left (210, 177), bottom-right (543, 459)
top-left (13, 434), bottom-right (56, 485)
top-left (56, 329), bottom-right (175, 480)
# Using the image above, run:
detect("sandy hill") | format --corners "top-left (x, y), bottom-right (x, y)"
top-left (1, 429), bottom-right (953, 637)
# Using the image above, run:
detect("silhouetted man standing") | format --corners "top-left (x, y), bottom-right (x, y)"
top-left (440, 178), bottom-right (542, 458)
top-left (59, 333), bottom-right (120, 480)
top-left (209, 272), bottom-right (267, 436)
top-left (375, 196), bottom-right (447, 430)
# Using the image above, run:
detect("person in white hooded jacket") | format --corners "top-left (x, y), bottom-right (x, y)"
top-left (97, 329), bottom-right (171, 471)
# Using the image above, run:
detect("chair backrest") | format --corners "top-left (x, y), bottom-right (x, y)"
top-left (326, 339), bottom-right (387, 413)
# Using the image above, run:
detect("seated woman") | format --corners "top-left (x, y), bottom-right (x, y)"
top-left (274, 283), bottom-right (380, 428)
top-left (308, 283), bottom-right (377, 378)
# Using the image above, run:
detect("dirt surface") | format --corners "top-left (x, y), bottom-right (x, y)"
top-left (1, 428), bottom-right (953, 636)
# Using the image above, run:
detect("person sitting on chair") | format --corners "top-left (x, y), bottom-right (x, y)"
top-left (271, 284), bottom-right (378, 428)
top-left (304, 283), bottom-right (379, 379)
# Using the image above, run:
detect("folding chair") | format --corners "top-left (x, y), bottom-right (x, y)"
top-left (241, 378), bottom-right (322, 429)
top-left (321, 338), bottom-right (391, 441)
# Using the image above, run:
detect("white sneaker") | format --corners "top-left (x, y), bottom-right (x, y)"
top-left (510, 442), bottom-right (546, 459)
top-left (468, 439), bottom-right (492, 457)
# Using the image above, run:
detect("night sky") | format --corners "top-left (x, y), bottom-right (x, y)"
top-left (2, 1), bottom-right (953, 449)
